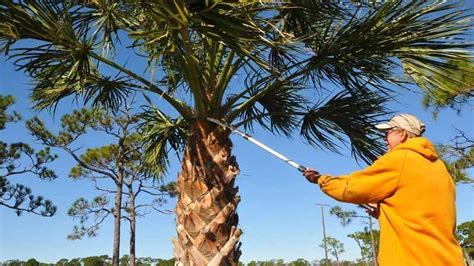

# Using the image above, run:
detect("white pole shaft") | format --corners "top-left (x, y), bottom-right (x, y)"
top-left (206, 118), bottom-right (307, 172)
top-left (232, 130), bottom-right (306, 172)
top-left (247, 136), bottom-right (300, 168)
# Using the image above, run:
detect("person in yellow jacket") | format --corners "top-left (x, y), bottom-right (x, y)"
top-left (303, 114), bottom-right (464, 266)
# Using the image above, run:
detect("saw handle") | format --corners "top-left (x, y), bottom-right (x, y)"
top-left (298, 165), bottom-right (307, 172)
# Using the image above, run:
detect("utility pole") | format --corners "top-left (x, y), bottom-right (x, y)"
top-left (316, 203), bottom-right (330, 266)
top-left (330, 205), bottom-right (378, 266)
top-left (368, 217), bottom-right (378, 266)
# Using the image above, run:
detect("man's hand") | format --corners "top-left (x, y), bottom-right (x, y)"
top-left (362, 203), bottom-right (380, 219)
top-left (303, 168), bottom-right (321, 184)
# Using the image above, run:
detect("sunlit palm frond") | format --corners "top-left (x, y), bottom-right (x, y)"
top-left (0, 1), bottom-right (78, 49)
top-left (157, 55), bottom-right (186, 96)
top-left (82, 76), bottom-right (134, 112)
top-left (301, 91), bottom-right (389, 164)
top-left (128, 1), bottom-right (278, 73)
top-left (194, 1), bottom-right (277, 71)
top-left (0, 21), bottom-right (16, 53)
top-left (72, 0), bottom-right (132, 53)
top-left (385, 2), bottom-right (472, 98)
top-left (122, 132), bottom-right (165, 180)
top-left (0, 0), bottom-right (87, 67)
top-left (30, 80), bottom-right (78, 111)
top-left (127, 1), bottom-right (180, 61)
top-left (296, 1), bottom-right (472, 95)
top-left (296, 4), bottom-right (399, 94)
top-left (11, 41), bottom-right (95, 80)
top-left (30, 68), bottom-right (133, 112)
top-left (421, 59), bottom-right (474, 112)
top-left (1, 1), bottom-right (192, 118)
top-left (402, 55), bottom-right (474, 103)
top-left (279, 0), bottom-right (348, 38)
top-left (235, 80), bottom-right (306, 136)
top-left (0, 1), bottom-right (107, 111)
top-left (139, 102), bottom-right (188, 174)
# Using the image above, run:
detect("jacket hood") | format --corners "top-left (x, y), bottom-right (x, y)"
top-left (393, 137), bottom-right (438, 161)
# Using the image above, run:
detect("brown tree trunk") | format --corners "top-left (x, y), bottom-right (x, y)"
top-left (113, 178), bottom-right (123, 266)
top-left (173, 121), bottom-right (242, 265)
top-left (129, 185), bottom-right (136, 266)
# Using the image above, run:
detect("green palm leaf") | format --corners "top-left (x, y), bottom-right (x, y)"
top-left (301, 91), bottom-right (389, 164)
top-left (1, 0), bottom-right (472, 165)
top-left (138, 97), bottom-right (188, 174)
top-left (72, 0), bottom-right (132, 53)
top-left (0, 1), bottom-right (78, 50)
top-left (294, 1), bottom-right (472, 95)
top-left (30, 70), bottom-right (134, 112)
top-left (235, 79), bottom-right (306, 136)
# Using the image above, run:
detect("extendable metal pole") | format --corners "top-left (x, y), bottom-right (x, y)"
top-left (207, 118), bottom-right (307, 172)
top-left (208, 118), bottom-right (374, 213)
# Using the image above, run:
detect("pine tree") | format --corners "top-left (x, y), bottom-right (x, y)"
top-left (0, 95), bottom-right (57, 216)
top-left (456, 220), bottom-right (474, 264)
top-left (319, 237), bottom-right (345, 263)
top-left (27, 105), bottom-right (176, 266)
top-left (437, 131), bottom-right (473, 184)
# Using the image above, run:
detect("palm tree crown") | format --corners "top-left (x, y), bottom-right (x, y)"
top-left (1, 1), bottom-right (472, 264)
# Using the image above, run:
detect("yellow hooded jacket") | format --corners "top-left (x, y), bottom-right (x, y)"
top-left (317, 137), bottom-right (464, 265)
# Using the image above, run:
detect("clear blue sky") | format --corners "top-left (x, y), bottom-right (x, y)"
top-left (1, 40), bottom-right (473, 265)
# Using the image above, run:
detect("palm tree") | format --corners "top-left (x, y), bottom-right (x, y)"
top-left (1, 1), bottom-right (472, 265)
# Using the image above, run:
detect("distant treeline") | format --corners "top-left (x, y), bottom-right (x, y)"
top-left (0, 256), bottom-right (174, 266)
top-left (1, 257), bottom-right (375, 266)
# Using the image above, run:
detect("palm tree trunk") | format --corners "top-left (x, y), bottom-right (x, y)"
top-left (463, 249), bottom-right (473, 266)
top-left (113, 178), bottom-right (123, 266)
top-left (129, 186), bottom-right (136, 266)
top-left (173, 121), bottom-right (242, 265)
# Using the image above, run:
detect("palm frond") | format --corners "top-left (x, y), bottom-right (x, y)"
top-left (139, 99), bottom-right (188, 174)
top-left (235, 80), bottom-right (306, 136)
top-left (279, 0), bottom-right (348, 38)
top-left (156, 55), bottom-right (186, 96)
top-left (386, 2), bottom-right (473, 97)
top-left (82, 76), bottom-right (134, 112)
top-left (127, 1), bottom-right (183, 63)
top-left (30, 71), bottom-right (134, 112)
top-left (0, 1), bottom-right (107, 111)
top-left (420, 59), bottom-right (474, 114)
top-left (128, 1), bottom-right (279, 73)
top-left (194, 1), bottom-right (277, 72)
top-left (11, 41), bottom-right (95, 80)
top-left (295, 1), bottom-right (473, 96)
top-left (0, 1), bottom-right (78, 50)
top-left (296, 4), bottom-right (398, 94)
top-left (301, 91), bottom-right (390, 164)
top-left (0, 21), bottom-right (17, 53)
top-left (3, 1), bottom-right (95, 88)
top-left (72, 0), bottom-right (131, 53)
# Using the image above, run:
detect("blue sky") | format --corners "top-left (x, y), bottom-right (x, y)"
top-left (1, 26), bottom-right (474, 266)
top-left (1, 58), bottom-right (473, 264)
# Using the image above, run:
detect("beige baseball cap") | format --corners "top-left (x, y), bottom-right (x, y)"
top-left (375, 114), bottom-right (426, 136)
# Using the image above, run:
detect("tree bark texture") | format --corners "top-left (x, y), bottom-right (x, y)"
top-left (173, 121), bottom-right (242, 265)
top-left (113, 179), bottom-right (123, 266)
top-left (129, 186), bottom-right (136, 266)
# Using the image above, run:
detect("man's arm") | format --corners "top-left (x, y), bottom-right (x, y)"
top-left (307, 150), bottom-right (406, 204)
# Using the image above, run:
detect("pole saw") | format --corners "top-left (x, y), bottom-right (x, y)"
top-left (207, 118), bottom-right (307, 172)
top-left (207, 118), bottom-right (373, 212)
